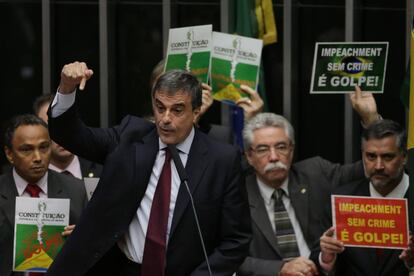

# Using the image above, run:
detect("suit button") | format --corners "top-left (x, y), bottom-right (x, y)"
top-left (93, 252), bottom-right (100, 259)
top-left (114, 233), bottom-right (119, 239)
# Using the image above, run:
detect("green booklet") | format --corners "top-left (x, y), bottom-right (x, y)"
top-left (210, 32), bottom-right (263, 103)
top-left (310, 42), bottom-right (389, 93)
top-left (13, 197), bottom-right (69, 272)
top-left (165, 24), bottom-right (212, 83)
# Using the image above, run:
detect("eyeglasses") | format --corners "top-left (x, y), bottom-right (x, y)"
top-left (250, 143), bottom-right (292, 158)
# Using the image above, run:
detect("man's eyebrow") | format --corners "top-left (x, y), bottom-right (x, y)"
top-left (18, 143), bottom-right (33, 148)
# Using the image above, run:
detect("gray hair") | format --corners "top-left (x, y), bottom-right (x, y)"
top-left (243, 113), bottom-right (295, 150)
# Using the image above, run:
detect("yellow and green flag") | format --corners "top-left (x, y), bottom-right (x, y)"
top-left (228, 0), bottom-right (277, 148)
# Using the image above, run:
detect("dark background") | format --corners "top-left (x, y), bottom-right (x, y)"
top-left (0, 0), bottom-right (408, 168)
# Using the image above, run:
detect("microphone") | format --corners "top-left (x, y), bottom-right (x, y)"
top-left (167, 144), bottom-right (188, 182)
top-left (167, 144), bottom-right (212, 276)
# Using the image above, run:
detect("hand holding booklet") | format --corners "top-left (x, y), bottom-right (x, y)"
top-left (13, 197), bottom-right (69, 272)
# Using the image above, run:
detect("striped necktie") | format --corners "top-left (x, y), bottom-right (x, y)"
top-left (273, 188), bottom-right (300, 260)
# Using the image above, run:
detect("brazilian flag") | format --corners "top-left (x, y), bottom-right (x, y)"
top-left (227, 0), bottom-right (277, 148)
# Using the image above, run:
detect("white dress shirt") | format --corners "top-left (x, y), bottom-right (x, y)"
top-left (369, 173), bottom-right (409, 199)
top-left (256, 177), bottom-right (311, 257)
top-left (51, 91), bottom-right (194, 263)
top-left (117, 130), bottom-right (193, 262)
top-left (14, 169), bottom-right (48, 198)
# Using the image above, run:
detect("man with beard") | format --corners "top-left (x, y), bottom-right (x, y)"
top-left (33, 94), bottom-right (102, 179)
top-left (316, 119), bottom-right (414, 276)
top-left (237, 108), bottom-right (373, 276)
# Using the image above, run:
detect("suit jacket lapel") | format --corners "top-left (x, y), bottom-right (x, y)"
top-left (0, 172), bottom-right (18, 228)
top-left (246, 176), bottom-right (282, 256)
top-left (288, 173), bottom-right (309, 243)
top-left (169, 130), bottom-right (208, 236)
top-left (48, 171), bottom-right (63, 198)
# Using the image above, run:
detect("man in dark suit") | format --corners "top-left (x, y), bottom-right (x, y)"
top-left (237, 112), bottom-right (370, 276)
top-left (316, 119), bottom-right (414, 276)
top-left (0, 114), bottom-right (87, 275)
top-left (45, 62), bottom-right (251, 276)
top-left (33, 94), bottom-right (103, 179)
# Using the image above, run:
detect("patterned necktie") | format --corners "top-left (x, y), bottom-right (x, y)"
top-left (25, 184), bottom-right (45, 276)
top-left (273, 188), bottom-right (300, 260)
top-left (141, 148), bottom-right (172, 276)
top-left (25, 184), bottom-right (42, 198)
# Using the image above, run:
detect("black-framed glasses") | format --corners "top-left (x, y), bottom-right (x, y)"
top-left (250, 143), bottom-right (292, 158)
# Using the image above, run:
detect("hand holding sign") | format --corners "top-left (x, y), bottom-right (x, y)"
top-left (59, 61), bottom-right (94, 94)
top-left (200, 83), bottom-right (213, 117)
top-left (320, 227), bottom-right (344, 264)
top-left (399, 234), bottom-right (414, 268)
top-left (236, 85), bottom-right (264, 121)
top-left (349, 85), bottom-right (379, 126)
top-left (62, 224), bottom-right (76, 237)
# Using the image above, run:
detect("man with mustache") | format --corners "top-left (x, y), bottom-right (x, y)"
top-left (237, 102), bottom-right (375, 276)
top-left (316, 119), bottom-right (414, 276)
top-left (0, 114), bottom-right (87, 275)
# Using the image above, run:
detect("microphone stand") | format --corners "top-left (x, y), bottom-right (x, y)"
top-left (167, 144), bottom-right (213, 276)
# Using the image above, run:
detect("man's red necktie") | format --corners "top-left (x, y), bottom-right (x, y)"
top-left (25, 183), bottom-right (42, 198)
top-left (25, 183), bottom-right (44, 276)
top-left (141, 148), bottom-right (172, 276)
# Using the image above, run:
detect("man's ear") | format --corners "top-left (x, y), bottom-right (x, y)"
top-left (403, 152), bottom-right (408, 166)
top-left (192, 107), bottom-right (201, 124)
top-left (4, 146), bottom-right (13, 164)
top-left (245, 149), bottom-right (254, 166)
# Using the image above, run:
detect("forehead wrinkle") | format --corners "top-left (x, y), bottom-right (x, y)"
top-left (154, 93), bottom-right (189, 106)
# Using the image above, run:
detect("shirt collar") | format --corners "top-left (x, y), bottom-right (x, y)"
top-left (14, 168), bottom-right (48, 196)
top-left (158, 126), bottom-right (195, 155)
top-left (48, 155), bottom-right (82, 179)
top-left (256, 176), bottom-right (289, 205)
top-left (369, 173), bottom-right (409, 198)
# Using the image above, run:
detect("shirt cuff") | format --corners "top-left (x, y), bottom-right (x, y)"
top-left (51, 90), bottom-right (76, 118)
top-left (360, 114), bottom-right (382, 129)
top-left (319, 252), bottom-right (336, 272)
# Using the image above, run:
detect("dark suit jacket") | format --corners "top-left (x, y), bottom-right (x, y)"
top-left (79, 156), bottom-right (103, 178)
top-left (311, 178), bottom-right (410, 276)
top-left (237, 157), bottom-right (365, 276)
top-left (0, 169), bottom-right (87, 276)
top-left (46, 104), bottom-right (251, 276)
top-left (198, 116), bottom-right (235, 145)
